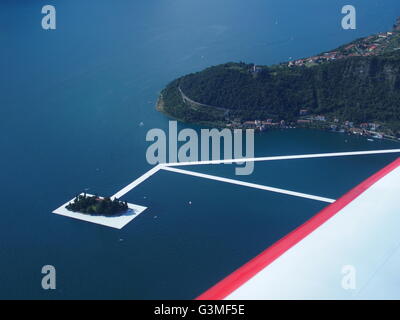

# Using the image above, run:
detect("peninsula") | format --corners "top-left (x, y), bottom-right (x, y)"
top-left (158, 18), bottom-right (400, 140)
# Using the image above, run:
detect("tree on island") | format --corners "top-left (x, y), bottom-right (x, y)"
top-left (66, 194), bottom-right (129, 216)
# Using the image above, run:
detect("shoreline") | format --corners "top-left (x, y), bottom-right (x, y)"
top-left (156, 94), bottom-right (229, 128)
top-left (156, 19), bottom-right (400, 141)
top-left (156, 94), bottom-right (400, 143)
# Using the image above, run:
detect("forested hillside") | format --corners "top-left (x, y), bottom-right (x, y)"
top-left (160, 37), bottom-right (400, 135)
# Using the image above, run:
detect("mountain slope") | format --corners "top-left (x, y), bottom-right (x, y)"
top-left (159, 28), bottom-right (400, 136)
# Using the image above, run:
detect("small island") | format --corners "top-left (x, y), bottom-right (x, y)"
top-left (66, 194), bottom-right (130, 217)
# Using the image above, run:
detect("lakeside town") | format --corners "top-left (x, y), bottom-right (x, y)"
top-left (226, 109), bottom-right (399, 142)
top-left (288, 17), bottom-right (400, 68)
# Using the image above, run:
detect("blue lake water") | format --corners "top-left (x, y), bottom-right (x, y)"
top-left (0, 0), bottom-right (399, 299)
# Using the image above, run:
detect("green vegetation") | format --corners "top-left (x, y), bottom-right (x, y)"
top-left (158, 79), bottom-right (227, 126)
top-left (66, 194), bottom-right (129, 216)
top-left (160, 28), bottom-right (400, 136)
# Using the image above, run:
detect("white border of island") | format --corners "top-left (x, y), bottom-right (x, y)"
top-left (53, 194), bottom-right (147, 229)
